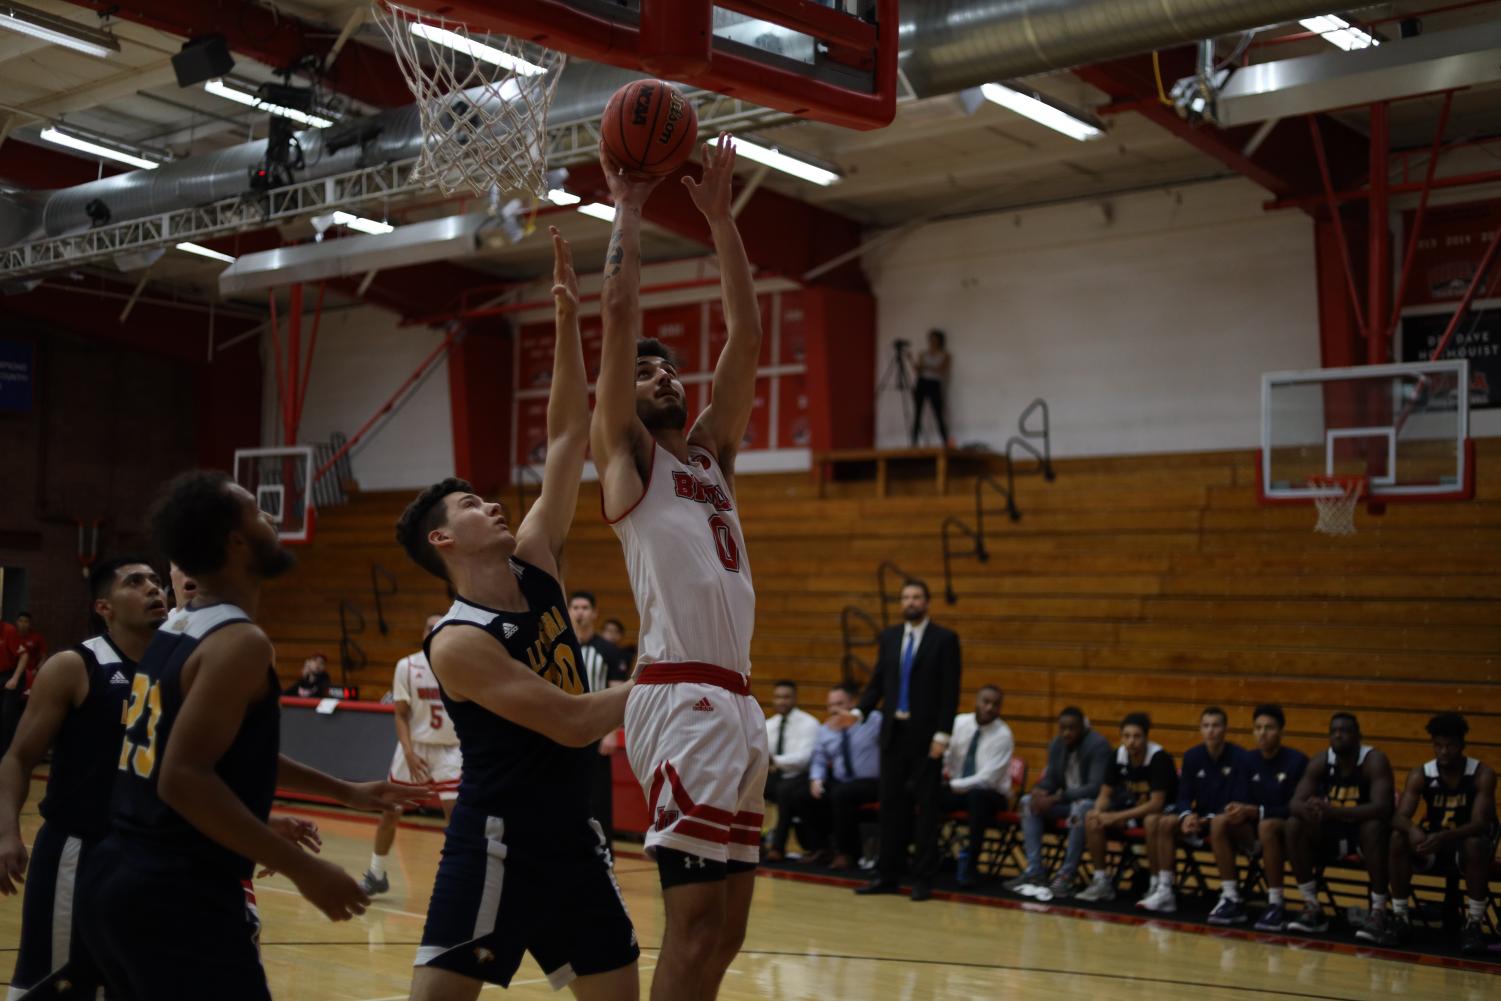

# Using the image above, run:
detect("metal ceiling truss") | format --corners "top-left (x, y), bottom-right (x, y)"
top-left (0, 93), bottom-right (796, 280)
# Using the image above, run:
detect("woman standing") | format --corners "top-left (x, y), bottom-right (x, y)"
top-left (911, 328), bottom-right (952, 446)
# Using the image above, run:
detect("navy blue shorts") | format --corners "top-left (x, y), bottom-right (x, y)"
top-left (76, 836), bottom-right (268, 1001)
top-left (416, 805), bottom-right (639, 989)
top-left (9, 822), bottom-right (100, 999)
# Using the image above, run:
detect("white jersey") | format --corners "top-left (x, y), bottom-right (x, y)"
top-left (609, 442), bottom-right (755, 676)
top-left (392, 651), bottom-right (458, 746)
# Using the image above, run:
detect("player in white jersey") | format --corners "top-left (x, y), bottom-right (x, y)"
top-left (360, 614), bottom-right (460, 895)
top-left (591, 132), bottom-right (766, 1001)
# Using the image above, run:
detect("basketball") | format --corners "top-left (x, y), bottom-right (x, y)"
top-left (600, 79), bottom-right (698, 175)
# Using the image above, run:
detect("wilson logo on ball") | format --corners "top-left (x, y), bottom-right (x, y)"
top-left (603, 79), bottom-right (698, 176)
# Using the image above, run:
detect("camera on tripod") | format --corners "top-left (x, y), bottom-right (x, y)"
top-left (893, 338), bottom-right (911, 353)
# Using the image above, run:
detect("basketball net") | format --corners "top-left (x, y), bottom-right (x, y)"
top-left (1308, 475), bottom-right (1366, 536)
top-left (371, 1), bottom-right (566, 198)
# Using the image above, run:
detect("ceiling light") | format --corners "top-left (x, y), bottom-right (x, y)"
top-left (39, 127), bottom-right (160, 169)
top-left (176, 242), bottom-right (235, 264)
top-left (546, 188), bottom-right (581, 207)
top-left (731, 138), bottom-right (839, 186)
top-left (1299, 16), bottom-right (1379, 51)
top-left (204, 79), bottom-right (335, 128)
top-left (577, 202), bottom-right (616, 222)
top-left (979, 83), bottom-right (1103, 142)
top-left (409, 22), bottom-right (546, 75)
top-left (0, 3), bottom-right (119, 58)
top-left (333, 211), bottom-right (394, 235)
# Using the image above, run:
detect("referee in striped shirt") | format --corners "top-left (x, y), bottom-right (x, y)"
top-left (569, 591), bottom-right (630, 842)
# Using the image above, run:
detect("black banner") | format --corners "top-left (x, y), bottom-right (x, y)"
top-left (1399, 308), bottom-right (1501, 410)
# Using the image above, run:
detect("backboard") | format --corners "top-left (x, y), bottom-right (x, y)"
top-left (1259, 359), bottom-right (1473, 504)
top-left (234, 447), bottom-right (317, 543)
top-left (384, 0), bottom-right (898, 130)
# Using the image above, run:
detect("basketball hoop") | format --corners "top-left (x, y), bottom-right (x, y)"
top-left (1307, 475), bottom-right (1367, 536)
top-left (370, 1), bottom-right (566, 198)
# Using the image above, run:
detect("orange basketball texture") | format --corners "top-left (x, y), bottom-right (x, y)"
top-left (600, 79), bottom-right (699, 176)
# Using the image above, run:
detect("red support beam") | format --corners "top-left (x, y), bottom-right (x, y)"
top-left (1366, 102), bottom-right (1391, 364)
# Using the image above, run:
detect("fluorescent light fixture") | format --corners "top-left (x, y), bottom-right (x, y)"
top-left (204, 79), bottom-right (335, 128)
top-left (176, 242), bottom-right (235, 264)
top-left (409, 22), bottom-right (546, 76)
top-left (0, 3), bottom-right (119, 58)
top-left (39, 127), bottom-right (159, 169)
top-left (332, 211), bottom-right (394, 235)
top-left (577, 202), bottom-right (616, 222)
top-left (1299, 16), bottom-right (1379, 51)
top-left (731, 138), bottom-right (840, 186)
top-left (979, 83), bottom-right (1103, 142)
top-left (546, 188), bottom-right (581, 207)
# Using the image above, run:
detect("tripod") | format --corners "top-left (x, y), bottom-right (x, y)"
top-left (878, 340), bottom-right (913, 442)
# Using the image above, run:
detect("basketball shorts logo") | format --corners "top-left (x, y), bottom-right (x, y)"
top-left (655, 807), bottom-right (680, 832)
top-left (474, 946), bottom-right (496, 964)
top-left (683, 855), bottom-right (706, 870)
top-left (692, 697), bottom-right (714, 712)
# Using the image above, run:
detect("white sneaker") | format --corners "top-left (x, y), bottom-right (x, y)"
top-left (1076, 879), bottom-right (1116, 902)
top-left (1136, 886), bottom-right (1177, 913)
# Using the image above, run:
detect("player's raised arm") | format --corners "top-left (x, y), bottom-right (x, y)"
top-left (591, 148), bottom-right (663, 516)
top-left (685, 132), bottom-right (764, 485)
top-left (517, 227), bottom-right (591, 573)
top-left (429, 627), bottom-right (630, 747)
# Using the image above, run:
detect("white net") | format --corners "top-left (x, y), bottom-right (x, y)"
top-left (371, 1), bottom-right (567, 198)
top-left (1309, 476), bottom-right (1365, 536)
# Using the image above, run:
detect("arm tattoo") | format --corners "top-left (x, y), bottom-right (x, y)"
top-left (605, 230), bottom-right (625, 278)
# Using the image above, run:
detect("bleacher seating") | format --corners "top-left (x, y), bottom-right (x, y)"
top-left (262, 438), bottom-right (1501, 779)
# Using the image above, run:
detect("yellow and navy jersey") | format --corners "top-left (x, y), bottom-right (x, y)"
top-left (1420, 757), bottom-right (1481, 833)
top-left (425, 557), bottom-right (595, 853)
top-left (1109, 742), bottom-right (1176, 808)
top-left (110, 603), bottom-right (280, 880)
top-left (1315, 745), bottom-right (1373, 810)
top-left (38, 635), bottom-right (136, 840)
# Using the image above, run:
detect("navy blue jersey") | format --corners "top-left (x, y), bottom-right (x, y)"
top-left (1107, 742), bottom-right (1176, 808)
top-left (1314, 745), bottom-right (1373, 810)
top-left (425, 557), bottom-right (594, 853)
top-left (38, 635), bottom-right (137, 840)
top-left (1173, 742), bottom-right (1243, 817)
top-left (109, 604), bottom-right (280, 880)
top-left (1236, 745), bottom-right (1309, 820)
top-left (1420, 757), bottom-right (1482, 833)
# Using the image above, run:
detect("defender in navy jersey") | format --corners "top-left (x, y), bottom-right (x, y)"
top-left (1205, 704), bottom-right (1309, 929)
top-left (76, 471), bottom-right (418, 1001)
top-left (1287, 712), bottom-right (1394, 938)
top-left (396, 228), bottom-right (638, 1001)
top-left (1077, 714), bottom-right (1175, 903)
top-left (1388, 712), bottom-right (1496, 952)
top-left (0, 557), bottom-right (167, 999)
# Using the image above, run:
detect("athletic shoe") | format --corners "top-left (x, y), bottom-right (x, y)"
top-left (956, 852), bottom-right (976, 888)
top-left (1137, 886), bottom-right (1177, 913)
top-left (1254, 903), bottom-right (1288, 932)
top-left (1288, 905), bottom-right (1329, 933)
top-left (1207, 897), bottom-right (1248, 925)
top-left (1075, 879), bottom-right (1116, 903)
top-left (1460, 919), bottom-right (1486, 955)
top-left (1387, 912), bottom-right (1412, 946)
top-left (1355, 908), bottom-right (1389, 944)
top-left (359, 870), bottom-right (390, 896)
top-left (1003, 871), bottom-right (1046, 892)
top-left (1047, 872), bottom-right (1079, 899)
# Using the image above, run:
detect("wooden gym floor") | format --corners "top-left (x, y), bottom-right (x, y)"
top-left (2, 804), bottom-right (1495, 1000)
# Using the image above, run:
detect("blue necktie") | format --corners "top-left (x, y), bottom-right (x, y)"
top-left (897, 631), bottom-right (916, 714)
top-left (840, 728), bottom-right (856, 780)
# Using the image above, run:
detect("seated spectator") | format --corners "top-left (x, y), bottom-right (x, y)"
top-left (763, 679), bottom-right (820, 861)
top-left (1206, 704), bottom-right (1308, 929)
top-left (1002, 707), bottom-right (1111, 898)
top-left (800, 683), bottom-right (881, 869)
top-left (0, 613), bottom-right (45, 759)
top-left (1286, 712), bottom-right (1394, 939)
top-left (599, 618), bottom-right (635, 671)
top-left (283, 654), bottom-right (332, 698)
top-left (1076, 713), bottom-right (1176, 902)
top-left (1386, 712), bottom-right (1496, 953)
top-left (1139, 706), bottom-right (1244, 913)
top-left (939, 685), bottom-right (1014, 887)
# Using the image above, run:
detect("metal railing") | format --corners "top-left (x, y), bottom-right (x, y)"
top-left (839, 605), bottom-right (880, 685)
top-left (337, 599), bottom-right (367, 687)
top-left (875, 560), bottom-right (919, 627)
top-left (939, 515), bottom-right (985, 604)
top-left (371, 563), bottom-right (398, 637)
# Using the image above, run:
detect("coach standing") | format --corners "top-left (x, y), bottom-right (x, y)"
top-left (836, 579), bottom-right (960, 901)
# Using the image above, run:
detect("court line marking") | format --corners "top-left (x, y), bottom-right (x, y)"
top-left (351, 964), bottom-right (657, 1000)
top-left (254, 882), bottom-right (429, 921)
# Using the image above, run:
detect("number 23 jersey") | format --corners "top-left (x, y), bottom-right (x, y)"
top-left (608, 443), bottom-right (755, 677)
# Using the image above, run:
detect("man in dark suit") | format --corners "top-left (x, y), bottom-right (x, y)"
top-left (832, 579), bottom-right (960, 901)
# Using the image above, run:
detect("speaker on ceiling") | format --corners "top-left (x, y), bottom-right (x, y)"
top-left (172, 35), bottom-right (236, 88)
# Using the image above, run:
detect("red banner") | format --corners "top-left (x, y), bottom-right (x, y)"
top-left (1403, 201), bottom-right (1501, 306)
top-left (707, 295), bottom-right (775, 370)
top-left (779, 290), bottom-right (807, 367)
top-left (517, 323), bottom-right (555, 390)
top-left (642, 305), bottom-right (702, 372)
top-left (778, 372), bottom-right (811, 448)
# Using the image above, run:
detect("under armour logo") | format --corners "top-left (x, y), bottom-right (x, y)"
top-left (692, 697), bottom-right (714, 712)
top-left (683, 855), bottom-right (707, 870)
top-left (502, 623), bottom-right (519, 639)
top-left (1196, 769), bottom-right (1206, 778)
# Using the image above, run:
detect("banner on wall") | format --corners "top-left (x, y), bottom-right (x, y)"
top-left (0, 339), bottom-right (34, 413)
top-left (1401, 202), bottom-right (1501, 307)
top-left (1400, 308), bottom-right (1500, 410)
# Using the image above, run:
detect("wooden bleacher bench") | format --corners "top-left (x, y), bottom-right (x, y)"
top-left (811, 446), bottom-right (998, 498)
